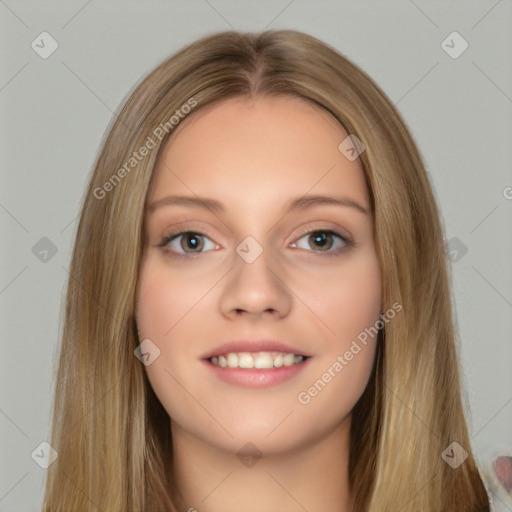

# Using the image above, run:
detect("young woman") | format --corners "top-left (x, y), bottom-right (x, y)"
top-left (43, 29), bottom-right (491, 511)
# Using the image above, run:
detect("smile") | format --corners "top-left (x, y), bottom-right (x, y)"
top-left (203, 351), bottom-right (312, 388)
top-left (209, 351), bottom-right (309, 369)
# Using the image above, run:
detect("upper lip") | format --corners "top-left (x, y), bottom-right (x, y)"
top-left (201, 340), bottom-right (311, 359)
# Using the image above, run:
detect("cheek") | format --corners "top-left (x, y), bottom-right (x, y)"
top-left (294, 252), bottom-right (381, 410)
top-left (136, 260), bottom-right (209, 339)
top-left (333, 260), bottom-right (381, 341)
top-left (299, 251), bottom-right (382, 345)
top-left (135, 262), bottom-right (210, 429)
top-left (136, 272), bottom-right (172, 339)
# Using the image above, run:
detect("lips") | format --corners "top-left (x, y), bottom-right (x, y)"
top-left (200, 340), bottom-right (311, 360)
top-left (202, 354), bottom-right (312, 388)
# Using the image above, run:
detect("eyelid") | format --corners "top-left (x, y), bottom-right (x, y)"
top-left (289, 228), bottom-right (354, 257)
top-left (156, 227), bottom-right (220, 253)
top-left (157, 222), bottom-right (220, 245)
top-left (291, 224), bottom-right (353, 245)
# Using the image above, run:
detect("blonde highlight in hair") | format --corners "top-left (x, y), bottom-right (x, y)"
top-left (43, 30), bottom-right (490, 511)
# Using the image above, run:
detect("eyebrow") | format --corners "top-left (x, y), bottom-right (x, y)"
top-left (147, 194), bottom-right (369, 216)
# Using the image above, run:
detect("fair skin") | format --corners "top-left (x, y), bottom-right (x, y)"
top-left (135, 95), bottom-right (382, 512)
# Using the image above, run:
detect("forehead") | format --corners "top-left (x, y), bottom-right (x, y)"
top-left (148, 95), bottom-right (370, 212)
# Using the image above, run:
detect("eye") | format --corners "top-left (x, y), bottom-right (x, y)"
top-left (157, 230), bottom-right (218, 256)
top-left (156, 228), bottom-right (354, 259)
top-left (290, 229), bottom-right (352, 255)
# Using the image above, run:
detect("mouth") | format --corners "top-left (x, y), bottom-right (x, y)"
top-left (202, 351), bottom-right (312, 388)
top-left (205, 351), bottom-right (311, 369)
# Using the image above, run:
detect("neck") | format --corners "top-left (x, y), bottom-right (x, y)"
top-left (169, 417), bottom-right (353, 512)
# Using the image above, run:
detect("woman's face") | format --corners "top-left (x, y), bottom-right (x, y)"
top-left (136, 94), bottom-right (382, 454)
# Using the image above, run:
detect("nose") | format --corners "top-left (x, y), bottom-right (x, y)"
top-left (218, 244), bottom-right (293, 320)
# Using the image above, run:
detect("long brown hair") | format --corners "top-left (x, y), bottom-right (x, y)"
top-left (43, 29), bottom-right (490, 511)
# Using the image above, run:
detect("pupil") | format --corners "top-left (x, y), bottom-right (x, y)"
top-left (184, 234), bottom-right (202, 251)
top-left (312, 232), bottom-right (331, 250)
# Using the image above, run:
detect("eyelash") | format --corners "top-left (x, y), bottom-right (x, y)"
top-left (291, 227), bottom-right (355, 257)
top-left (156, 227), bottom-right (355, 260)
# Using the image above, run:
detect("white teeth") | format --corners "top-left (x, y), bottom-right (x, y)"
top-left (254, 354), bottom-right (274, 369)
top-left (273, 354), bottom-right (284, 367)
top-left (227, 353), bottom-right (239, 368)
top-left (209, 351), bottom-right (306, 369)
top-left (238, 353), bottom-right (254, 368)
top-left (283, 353), bottom-right (296, 366)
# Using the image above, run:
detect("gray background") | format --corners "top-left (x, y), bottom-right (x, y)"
top-left (1, 1), bottom-right (511, 510)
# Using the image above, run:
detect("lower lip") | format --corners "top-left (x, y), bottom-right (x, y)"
top-left (201, 357), bottom-right (312, 388)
